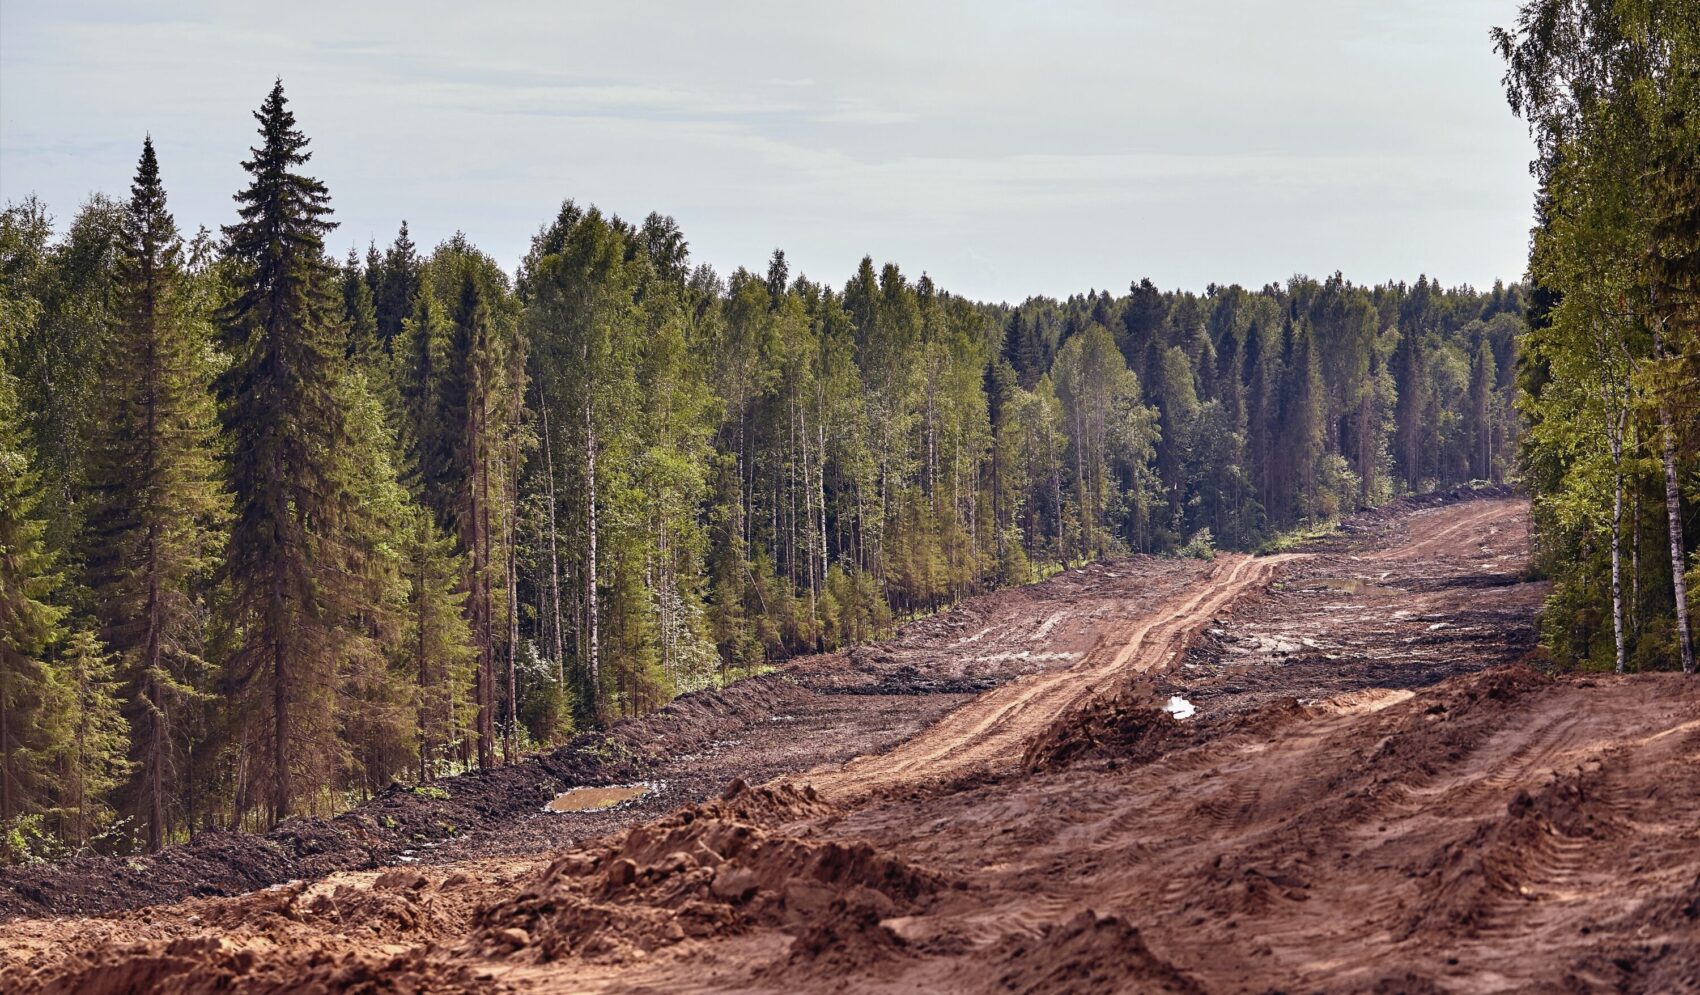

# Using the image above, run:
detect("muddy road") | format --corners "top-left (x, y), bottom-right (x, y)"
top-left (6, 491), bottom-right (1699, 994)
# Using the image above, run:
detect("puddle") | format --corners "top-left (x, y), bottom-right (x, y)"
top-left (1311, 577), bottom-right (1399, 596)
top-left (544, 784), bottom-right (651, 813)
top-left (1163, 696), bottom-right (1197, 720)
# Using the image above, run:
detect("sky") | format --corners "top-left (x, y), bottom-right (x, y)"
top-left (0, 1), bottom-right (1538, 304)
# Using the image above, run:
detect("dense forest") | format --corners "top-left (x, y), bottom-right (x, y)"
top-left (1496, 0), bottom-right (1698, 677)
top-left (0, 81), bottom-right (1525, 860)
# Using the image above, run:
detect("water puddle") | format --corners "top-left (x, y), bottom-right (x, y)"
top-left (1163, 695), bottom-right (1197, 720)
top-left (544, 783), bottom-right (651, 813)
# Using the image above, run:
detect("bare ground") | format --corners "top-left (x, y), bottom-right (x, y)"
top-left (6, 490), bottom-right (1698, 994)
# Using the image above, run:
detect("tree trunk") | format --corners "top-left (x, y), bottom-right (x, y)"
top-left (1652, 326), bottom-right (1694, 674)
top-left (146, 572), bottom-right (165, 850)
top-left (269, 471), bottom-right (291, 826)
top-left (585, 394), bottom-right (600, 699)
top-left (473, 374), bottom-right (495, 771)
top-left (417, 554), bottom-right (430, 783)
top-left (1632, 485), bottom-right (1642, 636)
top-left (541, 402), bottom-right (565, 685)
top-left (1, 665), bottom-right (12, 822)
top-left (1358, 387), bottom-right (1373, 507)
top-left (505, 467), bottom-right (519, 762)
top-left (1611, 467), bottom-right (1626, 674)
top-left (1602, 374), bottom-right (1628, 675)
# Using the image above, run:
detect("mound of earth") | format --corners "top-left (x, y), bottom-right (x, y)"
top-left (471, 780), bottom-right (946, 966)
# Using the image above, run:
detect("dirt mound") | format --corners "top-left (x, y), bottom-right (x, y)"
top-left (988, 910), bottom-right (1205, 995)
top-left (471, 782), bottom-right (947, 965)
top-left (1021, 679), bottom-right (1330, 775)
top-left (1020, 683), bottom-right (1184, 772)
top-left (29, 937), bottom-right (497, 995)
top-left (757, 900), bottom-right (914, 982)
top-left (1357, 664), bottom-right (1552, 786)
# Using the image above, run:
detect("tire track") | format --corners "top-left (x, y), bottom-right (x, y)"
top-left (804, 553), bottom-right (1301, 796)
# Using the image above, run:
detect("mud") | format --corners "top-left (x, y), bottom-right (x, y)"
top-left (6, 490), bottom-right (1699, 994)
top-left (543, 785), bottom-right (650, 813)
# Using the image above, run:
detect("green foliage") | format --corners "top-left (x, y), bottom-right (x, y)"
top-left (0, 814), bottom-right (68, 866)
top-left (0, 354), bottom-right (71, 833)
top-left (81, 138), bottom-right (225, 851)
top-left (1178, 529), bottom-right (1217, 561)
top-left (50, 630), bottom-right (132, 848)
top-left (0, 75), bottom-right (1538, 854)
top-left (1498, 0), bottom-right (1699, 672)
top-left (1258, 519), bottom-right (1342, 555)
top-left (216, 81), bottom-right (369, 822)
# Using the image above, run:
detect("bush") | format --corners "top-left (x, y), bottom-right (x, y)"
top-left (1, 814), bottom-right (69, 866)
top-left (1179, 528), bottom-right (1216, 560)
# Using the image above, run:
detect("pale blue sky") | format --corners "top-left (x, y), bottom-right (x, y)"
top-left (0, 1), bottom-right (1535, 302)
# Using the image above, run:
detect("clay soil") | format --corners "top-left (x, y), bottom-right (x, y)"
top-left (5, 491), bottom-right (1699, 994)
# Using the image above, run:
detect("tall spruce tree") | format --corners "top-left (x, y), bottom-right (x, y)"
top-left (216, 81), bottom-right (352, 824)
top-left (341, 247), bottom-right (378, 360)
top-left (377, 222), bottom-right (419, 352)
top-left (0, 356), bottom-right (69, 833)
top-left (82, 138), bottom-right (224, 851)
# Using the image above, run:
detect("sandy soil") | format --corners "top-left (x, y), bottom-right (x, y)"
top-left (4, 491), bottom-right (1697, 994)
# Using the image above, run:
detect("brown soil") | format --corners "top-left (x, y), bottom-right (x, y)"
top-left (544, 786), bottom-right (651, 813)
top-left (6, 490), bottom-right (1698, 994)
top-left (0, 551), bottom-right (1206, 920)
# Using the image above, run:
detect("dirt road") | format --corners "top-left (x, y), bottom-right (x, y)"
top-left (809, 553), bottom-right (1299, 795)
top-left (6, 491), bottom-right (1698, 994)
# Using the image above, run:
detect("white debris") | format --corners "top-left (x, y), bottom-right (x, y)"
top-left (1163, 695), bottom-right (1197, 721)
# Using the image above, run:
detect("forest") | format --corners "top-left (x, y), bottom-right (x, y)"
top-left (0, 82), bottom-right (1527, 860)
top-left (1497, 0), bottom-right (1699, 678)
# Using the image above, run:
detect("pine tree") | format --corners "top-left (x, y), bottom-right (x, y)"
top-left (397, 270), bottom-right (443, 493)
top-left (1467, 337), bottom-right (1495, 480)
top-left (377, 222), bottom-right (419, 352)
top-left (331, 369), bottom-right (422, 797)
top-left (341, 247), bottom-right (379, 359)
top-left (52, 630), bottom-right (130, 849)
top-left (1391, 320), bottom-right (1426, 493)
top-left (216, 80), bottom-right (353, 824)
top-left (404, 510), bottom-right (475, 780)
top-left (442, 256), bottom-right (499, 769)
top-left (0, 357), bottom-right (71, 837)
top-left (82, 137), bottom-right (224, 850)
top-left (1278, 322), bottom-right (1327, 523)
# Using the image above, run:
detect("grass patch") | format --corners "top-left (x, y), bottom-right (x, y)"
top-left (1258, 519), bottom-right (1341, 554)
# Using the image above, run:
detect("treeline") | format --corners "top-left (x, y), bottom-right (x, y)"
top-left (1497, 0), bottom-right (1698, 675)
top-left (0, 81), bottom-right (1521, 861)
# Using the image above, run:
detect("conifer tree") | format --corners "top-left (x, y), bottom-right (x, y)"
top-left (82, 137), bottom-right (224, 850)
top-left (216, 80), bottom-right (353, 824)
top-left (0, 360), bottom-right (69, 833)
top-left (442, 257), bottom-right (499, 769)
top-left (377, 222), bottom-right (419, 352)
top-left (397, 271), bottom-right (443, 491)
top-left (1391, 321), bottom-right (1426, 492)
top-left (404, 510), bottom-right (475, 780)
top-left (53, 630), bottom-right (130, 849)
top-left (342, 248), bottom-right (379, 359)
